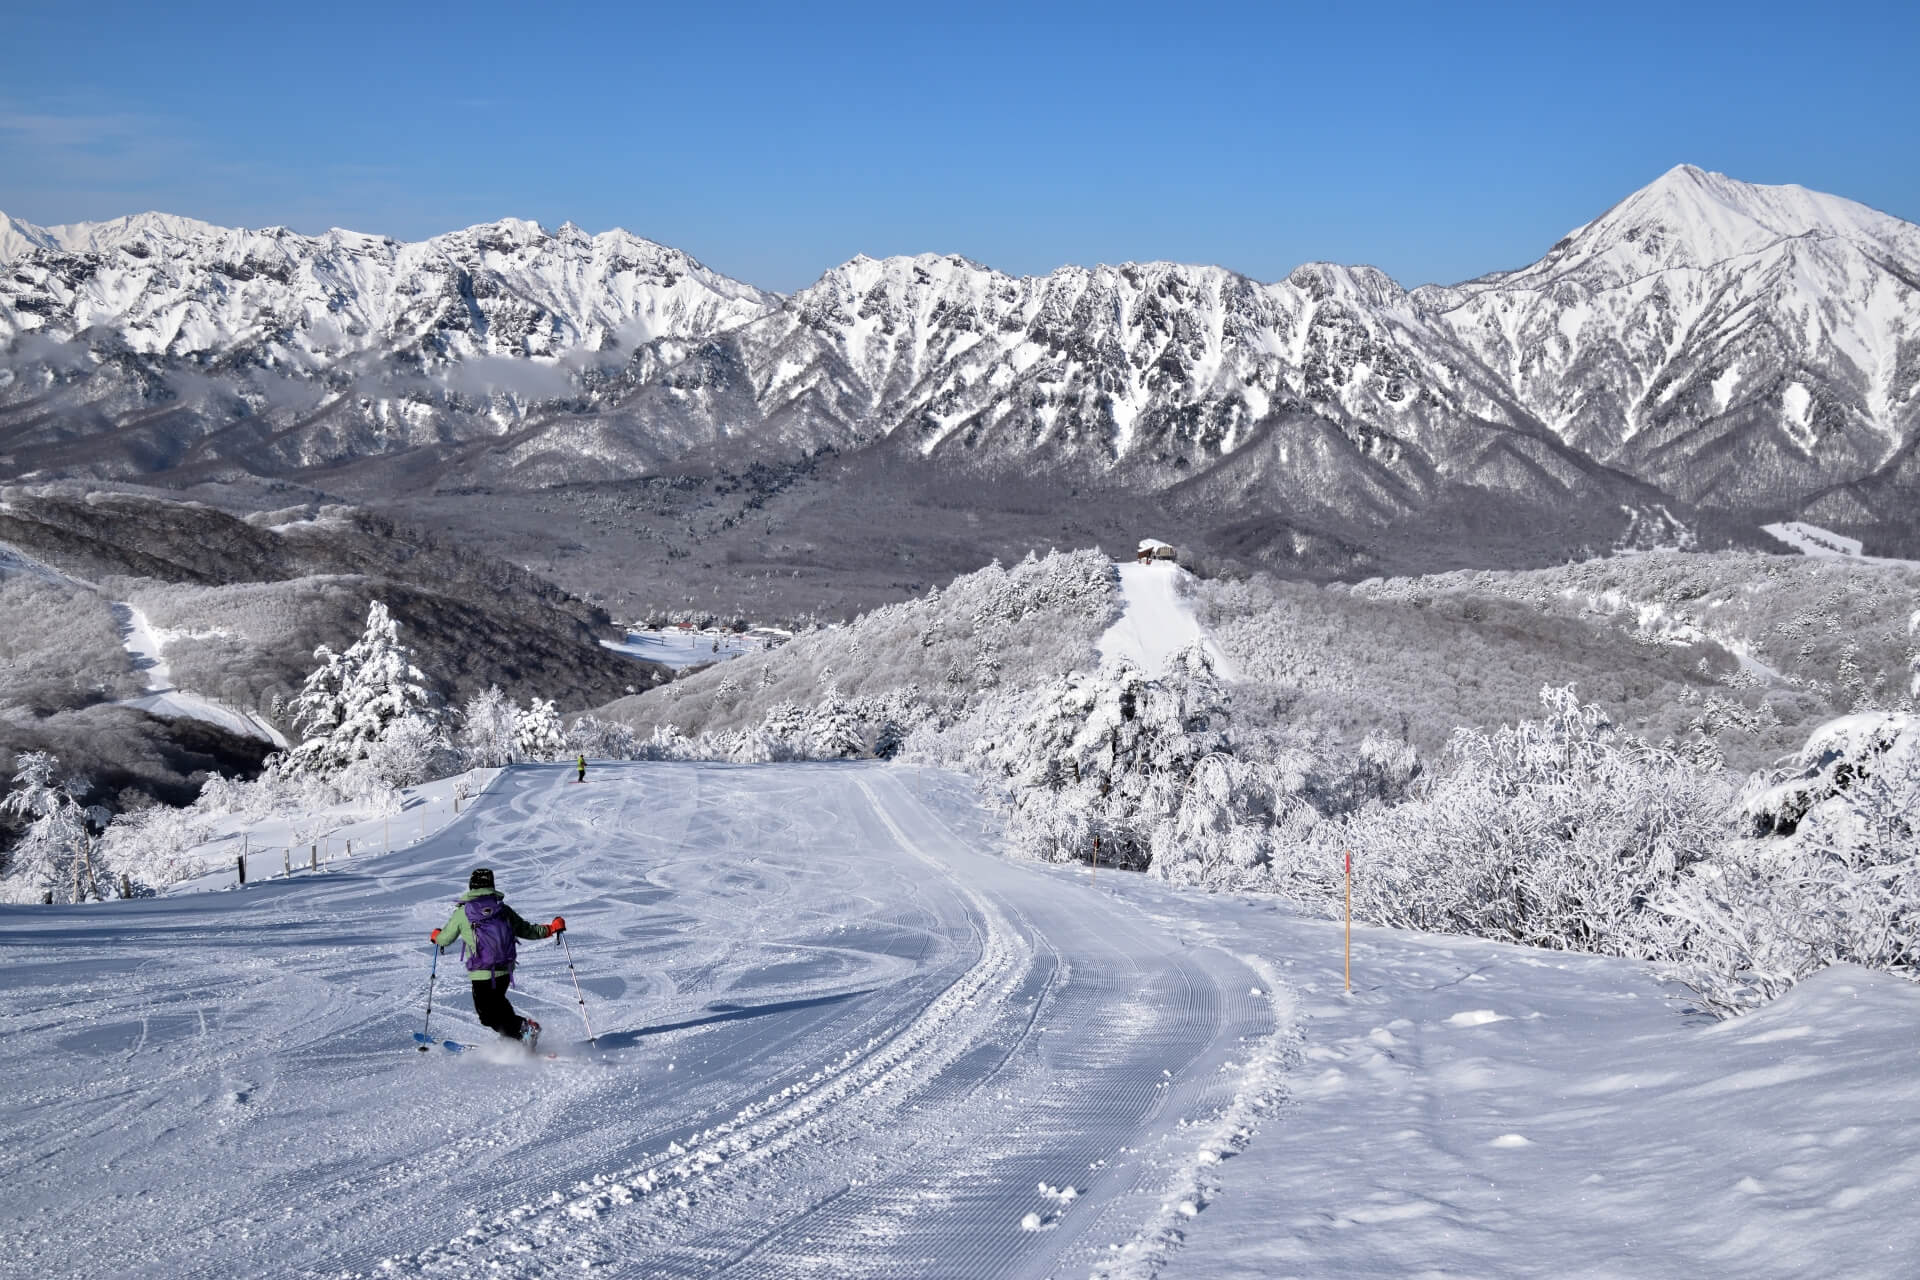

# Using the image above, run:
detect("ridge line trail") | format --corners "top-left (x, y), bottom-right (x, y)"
top-left (0, 762), bottom-right (1283, 1280)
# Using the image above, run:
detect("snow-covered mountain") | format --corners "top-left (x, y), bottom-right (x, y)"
top-left (0, 211), bottom-right (774, 361)
top-left (1413, 165), bottom-right (1920, 508)
top-left (3, 167), bottom-right (1916, 541)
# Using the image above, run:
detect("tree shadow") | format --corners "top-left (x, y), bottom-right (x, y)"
top-left (594, 989), bottom-right (873, 1049)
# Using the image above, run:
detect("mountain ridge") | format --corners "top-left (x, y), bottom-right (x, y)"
top-left (3, 166), bottom-right (1917, 571)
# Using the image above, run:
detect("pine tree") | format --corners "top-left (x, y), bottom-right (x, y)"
top-left (805, 687), bottom-right (867, 758)
top-left (287, 601), bottom-right (434, 777)
top-left (1, 752), bottom-right (100, 904)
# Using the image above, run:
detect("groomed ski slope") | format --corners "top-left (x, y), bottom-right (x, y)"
top-left (600, 628), bottom-right (760, 670)
top-left (114, 601), bottom-right (287, 746)
top-left (4, 763), bottom-right (1919, 1277)
top-left (0, 763), bottom-right (1280, 1279)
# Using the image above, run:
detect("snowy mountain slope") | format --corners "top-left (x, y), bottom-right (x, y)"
top-left (7, 761), bottom-right (1916, 1277)
top-left (2, 166), bottom-right (1916, 544)
top-left (0, 210), bottom-right (775, 361)
top-left (1102, 875), bottom-right (1920, 1280)
top-left (1413, 166), bottom-right (1920, 507)
top-left (0, 484), bottom-right (663, 760)
top-left (0, 761), bottom-right (1283, 1278)
top-left (0, 212), bottom-right (779, 479)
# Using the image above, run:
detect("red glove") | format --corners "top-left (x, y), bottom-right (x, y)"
top-left (430, 928), bottom-right (441, 944)
top-left (550, 916), bottom-right (566, 935)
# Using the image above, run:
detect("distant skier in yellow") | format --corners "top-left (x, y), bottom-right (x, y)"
top-left (576, 753), bottom-right (586, 784)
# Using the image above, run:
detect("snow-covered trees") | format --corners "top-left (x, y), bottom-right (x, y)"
top-left (1741, 713), bottom-right (1918, 842)
top-left (457, 685), bottom-right (518, 768)
top-left (286, 601), bottom-right (432, 777)
top-left (804, 687), bottom-right (867, 758)
top-left (987, 646), bottom-right (1232, 870)
top-left (619, 549), bottom-right (1118, 745)
top-left (1263, 687), bottom-right (1726, 953)
top-left (1656, 711), bottom-right (1920, 1012)
top-left (566, 713), bottom-right (636, 762)
top-left (1910, 607), bottom-right (1919, 699)
top-left (1, 752), bottom-right (100, 903)
top-left (353, 714), bottom-right (455, 791)
top-left (96, 801), bottom-right (220, 895)
top-left (515, 698), bottom-right (566, 762)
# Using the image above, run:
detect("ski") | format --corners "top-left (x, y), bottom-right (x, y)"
top-left (413, 1032), bottom-right (468, 1053)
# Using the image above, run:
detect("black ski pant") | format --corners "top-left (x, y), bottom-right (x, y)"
top-left (471, 973), bottom-right (528, 1039)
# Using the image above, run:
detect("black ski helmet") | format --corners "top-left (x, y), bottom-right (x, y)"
top-left (469, 867), bottom-right (496, 891)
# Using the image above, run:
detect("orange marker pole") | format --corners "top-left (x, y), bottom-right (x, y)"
top-left (1092, 834), bottom-right (1099, 887)
top-left (1344, 848), bottom-right (1353, 993)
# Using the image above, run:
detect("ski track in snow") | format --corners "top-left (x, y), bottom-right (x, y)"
top-left (0, 763), bottom-right (1283, 1279)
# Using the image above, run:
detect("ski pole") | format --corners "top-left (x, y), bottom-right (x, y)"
top-left (557, 931), bottom-right (597, 1046)
top-left (419, 943), bottom-right (441, 1052)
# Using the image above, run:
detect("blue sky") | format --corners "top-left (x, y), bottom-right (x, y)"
top-left (3, 0), bottom-right (1915, 292)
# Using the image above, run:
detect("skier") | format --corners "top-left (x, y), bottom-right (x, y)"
top-left (576, 753), bottom-right (586, 783)
top-left (429, 867), bottom-right (565, 1049)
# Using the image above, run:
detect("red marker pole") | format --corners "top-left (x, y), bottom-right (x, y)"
top-left (1344, 848), bottom-right (1353, 993)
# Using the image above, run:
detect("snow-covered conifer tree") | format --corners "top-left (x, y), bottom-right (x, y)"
top-left (760, 702), bottom-right (810, 757)
top-left (288, 601), bottom-right (433, 777)
top-left (286, 644), bottom-right (348, 753)
top-left (1, 752), bottom-right (100, 904)
top-left (804, 688), bottom-right (867, 758)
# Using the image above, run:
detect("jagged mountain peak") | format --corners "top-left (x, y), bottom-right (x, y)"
top-left (1286, 261), bottom-right (1409, 307)
top-left (0, 207), bottom-right (782, 367)
top-left (812, 251), bottom-right (1003, 287)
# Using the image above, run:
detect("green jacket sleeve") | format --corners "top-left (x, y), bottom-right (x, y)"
top-left (434, 905), bottom-right (473, 953)
top-left (507, 904), bottom-right (554, 942)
